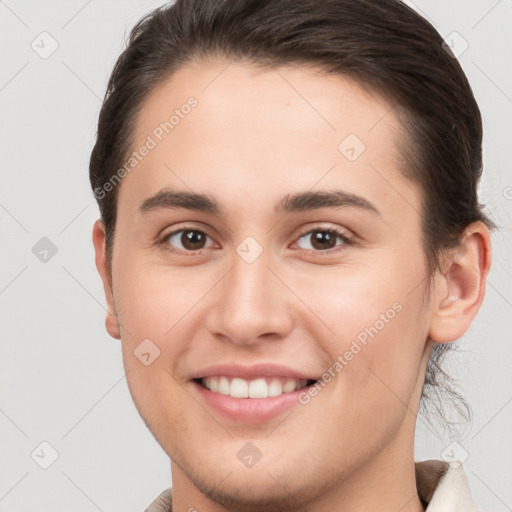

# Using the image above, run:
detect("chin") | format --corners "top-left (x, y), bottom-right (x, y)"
top-left (187, 469), bottom-right (319, 512)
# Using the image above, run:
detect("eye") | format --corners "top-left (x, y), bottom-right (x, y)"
top-left (294, 227), bottom-right (353, 252)
top-left (159, 225), bottom-right (353, 255)
top-left (162, 228), bottom-right (216, 253)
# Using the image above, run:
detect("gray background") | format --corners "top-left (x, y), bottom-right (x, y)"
top-left (0, 1), bottom-right (511, 510)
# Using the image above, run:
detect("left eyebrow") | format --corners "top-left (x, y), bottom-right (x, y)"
top-left (276, 190), bottom-right (380, 216)
top-left (138, 188), bottom-right (380, 216)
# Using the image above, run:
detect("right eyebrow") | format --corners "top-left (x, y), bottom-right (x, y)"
top-left (139, 189), bottom-right (221, 215)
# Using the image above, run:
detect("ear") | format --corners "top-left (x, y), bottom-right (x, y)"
top-left (429, 221), bottom-right (492, 343)
top-left (92, 219), bottom-right (121, 340)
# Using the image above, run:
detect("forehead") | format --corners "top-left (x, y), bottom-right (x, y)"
top-left (135, 59), bottom-right (399, 152)
top-left (120, 59), bottom-right (420, 223)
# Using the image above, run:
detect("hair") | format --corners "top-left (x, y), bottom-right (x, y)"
top-left (89, 0), bottom-right (494, 432)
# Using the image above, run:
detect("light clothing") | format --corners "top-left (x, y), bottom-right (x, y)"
top-left (145, 459), bottom-right (480, 511)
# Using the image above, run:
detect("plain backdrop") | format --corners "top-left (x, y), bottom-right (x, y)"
top-left (0, 1), bottom-right (511, 510)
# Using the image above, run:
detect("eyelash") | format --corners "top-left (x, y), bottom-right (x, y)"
top-left (158, 225), bottom-right (355, 256)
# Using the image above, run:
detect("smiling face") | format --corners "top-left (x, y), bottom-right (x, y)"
top-left (95, 59), bottom-right (439, 509)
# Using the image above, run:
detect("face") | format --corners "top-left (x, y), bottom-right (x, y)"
top-left (99, 60), bottom-right (438, 507)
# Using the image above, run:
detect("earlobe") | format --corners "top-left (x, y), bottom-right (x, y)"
top-left (92, 219), bottom-right (121, 340)
top-left (428, 221), bottom-right (492, 344)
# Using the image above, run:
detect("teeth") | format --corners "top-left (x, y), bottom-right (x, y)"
top-left (248, 378), bottom-right (268, 398)
top-left (268, 378), bottom-right (283, 397)
top-left (218, 376), bottom-right (230, 395)
top-left (230, 377), bottom-right (249, 398)
top-left (283, 379), bottom-right (297, 393)
top-left (209, 377), bottom-right (219, 393)
top-left (201, 376), bottom-right (309, 398)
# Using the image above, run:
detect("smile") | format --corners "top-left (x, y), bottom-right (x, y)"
top-left (197, 376), bottom-right (316, 399)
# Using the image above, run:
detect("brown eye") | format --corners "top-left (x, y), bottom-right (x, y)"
top-left (164, 229), bottom-right (214, 252)
top-left (296, 229), bottom-right (350, 252)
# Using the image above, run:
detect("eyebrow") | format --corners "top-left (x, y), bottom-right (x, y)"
top-left (138, 188), bottom-right (380, 216)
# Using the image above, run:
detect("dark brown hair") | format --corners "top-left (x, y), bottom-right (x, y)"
top-left (89, 0), bottom-right (494, 429)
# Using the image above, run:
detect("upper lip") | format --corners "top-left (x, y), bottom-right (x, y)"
top-left (189, 363), bottom-right (319, 381)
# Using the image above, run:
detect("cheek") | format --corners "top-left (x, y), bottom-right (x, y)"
top-left (301, 255), bottom-right (430, 406)
top-left (113, 264), bottom-right (196, 436)
top-left (113, 260), bottom-right (227, 425)
top-left (113, 259), bottom-right (209, 344)
top-left (303, 261), bottom-right (425, 349)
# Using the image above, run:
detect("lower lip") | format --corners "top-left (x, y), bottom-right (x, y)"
top-left (190, 380), bottom-right (310, 424)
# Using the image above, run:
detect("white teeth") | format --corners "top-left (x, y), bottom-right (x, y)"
top-left (248, 378), bottom-right (268, 398)
top-left (230, 377), bottom-right (249, 398)
top-left (201, 376), bottom-right (309, 398)
top-left (209, 377), bottom-right (219, 393)
top-left (283, 379), bottom-right (297, 393)
top-left (268, 379), bottom-right (283, 397)
top-left (218, 376), bottom-right (230, 395)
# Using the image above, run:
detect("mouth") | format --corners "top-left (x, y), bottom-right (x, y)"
top-left (190, 375), bottom-right (320, 423)
top-left (188, 363), bottom-right (322, 423)
top-left (193, 376), bottom-right (318, 399)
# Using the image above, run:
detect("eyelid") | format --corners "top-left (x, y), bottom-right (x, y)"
top-left (293, 223), bottom-right (354, 240)
top-left (157, 220), bottom-right (213, 239)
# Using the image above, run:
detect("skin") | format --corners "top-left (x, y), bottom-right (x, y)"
top-left (93, 59), bottom-right (491, 512)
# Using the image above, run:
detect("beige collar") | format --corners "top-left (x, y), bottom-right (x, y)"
top-left (416, 460), bottom-right (480, 511)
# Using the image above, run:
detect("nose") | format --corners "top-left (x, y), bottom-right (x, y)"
top-left (205, 248), bottom-right (294, 346)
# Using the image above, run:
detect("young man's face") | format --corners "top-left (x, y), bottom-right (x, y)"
top-left (96, 60), bottom-right (438, 506)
